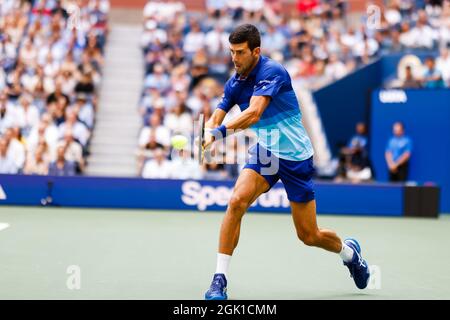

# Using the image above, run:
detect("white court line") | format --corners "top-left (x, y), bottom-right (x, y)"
top-left (0, 223), bottom-right (10, 231)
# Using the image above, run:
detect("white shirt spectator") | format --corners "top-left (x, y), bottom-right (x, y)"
top-left (242, 0), bottom-right (264, 12)
top-left (59, 75), bottom-right (77, 96)
top-left (0, 102), bottom-right (17, 135)
top-left (143, 1), bottom-right (160, 19)
top-left (141, 25), bottom-right (168, 48)
top-left (72, 102), bottom-right (95, 129)
top-left (401, 24), bottom-right (438, 49)
top-left (341, 30), bottom-right (362, 48)
top-left (26, 124), bottom-right (59, 154)
top-left (263, 28), bottom-right (287, 53)
top-left (183, 30), bottom-right (205, 55)
top-left (19, 41), bottom-right (38, 66)
top-left (159, 1), bottom-right (185, 23)
top-left (54, 140), bottom-right (83, 163)
top-left (385, 8), bottom-right (402, 26)
top-left (0, 153), bottom-right (18, 174)
top-left (7, 139), bottom-right (26, 170)
top-left (325, 60), bottom-right (348, 81)
top-left (58, 121), bottom-right (90, 147)
top-left (21, 71), bottom-right (40, 92)
top-left (138, 125), bottom-right (171, 148)
top-left (206, 0), bottom-right (227, 10)
top-left (0, 68), bottom-right (5, 91)
top-left (436, 49), bottom-right (450, 83)
top-left (352, 38), bottom-right (379, 57)
top-left (144, 73), bottom-right (171, 92)
top-left (205, 28), bottom-right (229, 55)
top-left (170, 155), bottom-right (203, 179)
top-left (164, 111), bottom-right (193, 136)
top-left (15, 103), bottom-right (40, 134)
top-left (227, 0), bottom-right (242, 10)
top-left (0, 40), bottom-right (17, 60)
top-left (51, 39), bottom-right (68, 63)
top-left (142, 158), bottom-right (172, 179)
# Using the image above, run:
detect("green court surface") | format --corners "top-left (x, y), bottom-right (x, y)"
top-left (0, 206), bottom-right (449, 300)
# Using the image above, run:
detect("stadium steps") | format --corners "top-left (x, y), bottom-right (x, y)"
top-left (85, 24), bottom-right (143, 177)
top-left (294, 86), bottom-right (332, 170)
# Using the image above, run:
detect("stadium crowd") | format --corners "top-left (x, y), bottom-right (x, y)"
top-left (137, 0), bottom-right (450, 180)
top-left (0, 0), bottom-right (109, 175)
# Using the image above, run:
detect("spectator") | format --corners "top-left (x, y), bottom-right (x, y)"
top-left (163, 101), bottom-right (193, 136)
top-left (144, 63), bottom-right (170, 92)
top-left (385, 122), bottom-right (413, 182)
top-left (58, 109), bottom-right (90, 147)
top-left (56, 129), bottom-right (85, 173)
top-left (48, 145), bottom-right (76, 176)
top-left (422, 56), bottom-right (446, 88)
top-left (324, 53), bottom-right (348, 81)
top-left (401, 65), bottom-right (422, 88)
top-left (436, 46), bottom-right (450, 85)
top-left (142, 147), bottom-right (172, 178)
top-left (183, 21), bottom-right (205, 58)
top-left (4, 128), bottom-right (25, 171)
top-left (15, 93), bottom-right (40, 137)
top-left (170, 148), bottom-right (202, 179)
top-left (335, 122), bottom-right (369, 182)
top-left (71, 94), bottom-right (95, 130)
top-left (138, 113), bottom-right (171, 150)
top-left (0, 137), bottom-right (18, 174)
top-left (24, 143), bottom-right (49, 175)
top-left (0, 91), bottom-right (15, 135)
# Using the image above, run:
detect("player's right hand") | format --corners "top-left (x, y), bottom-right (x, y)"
top-left (202, 129), bottom-right (216, 151)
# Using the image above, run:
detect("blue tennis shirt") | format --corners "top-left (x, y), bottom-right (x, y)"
top-left (217, 55), bottom-right (314, 161)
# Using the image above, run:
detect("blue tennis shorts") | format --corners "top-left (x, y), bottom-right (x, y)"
top-left (243, 144), bottom-right (315, 203)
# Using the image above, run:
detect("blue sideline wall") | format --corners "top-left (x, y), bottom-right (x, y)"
top-left (312, 59), bottom-right (382, 155)
top-left (0, 174), bottom-right (405, 216)
top-left (370, 89), bottom-right (450, 212)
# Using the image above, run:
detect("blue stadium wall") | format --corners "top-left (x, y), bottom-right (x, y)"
top-left (370, 89), bottom-right (450, 212)
top-left (312, 52), bottom-right (449, 213)
top-left (312, 52), bottom-right (438, 155)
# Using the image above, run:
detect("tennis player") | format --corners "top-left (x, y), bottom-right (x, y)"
top-left (203, 24), bottom-right (370, 300)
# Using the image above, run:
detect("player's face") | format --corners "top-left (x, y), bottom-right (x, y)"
top-left (229, 42), bottom-right (260, 76)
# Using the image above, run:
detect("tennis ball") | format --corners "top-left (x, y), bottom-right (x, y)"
top-left (171, 134), bottom-right (188, 150)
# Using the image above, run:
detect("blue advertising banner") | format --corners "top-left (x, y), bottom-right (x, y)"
top-left (0, 174), bottom-right (404, 216)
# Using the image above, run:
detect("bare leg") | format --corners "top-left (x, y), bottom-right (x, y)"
top-left (291, 200), bottom-right (342, 253)
top-left (219, 169), bottom-right (270, 255)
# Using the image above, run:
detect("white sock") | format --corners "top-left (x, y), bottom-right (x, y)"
top-left (215, 253), bottom-right (231, 277)
top-left (339, 242), bottom-right (355, 262)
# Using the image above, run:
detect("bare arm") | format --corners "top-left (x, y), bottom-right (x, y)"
top-left (224, 95), bottom-right (271, 131)
top-left (203, 96), bottom-right (271, 149)
top-left (205, 108), bottom-right (227, 129)
top-left (385, 151), bottom-right (395, 170)
top-left (394, 151), bottom-right (411, 167)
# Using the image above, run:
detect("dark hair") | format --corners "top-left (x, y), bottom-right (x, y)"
top-left (229, 24), bottom-right (261, 51)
